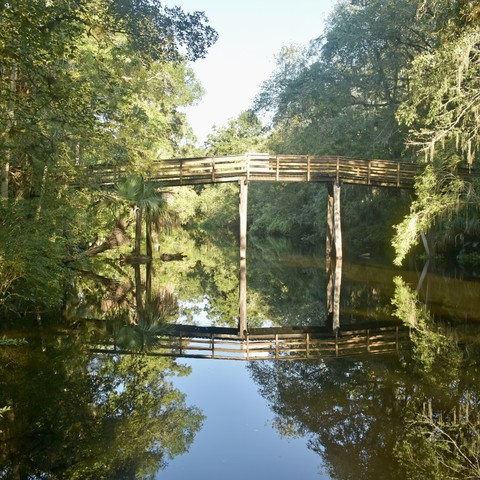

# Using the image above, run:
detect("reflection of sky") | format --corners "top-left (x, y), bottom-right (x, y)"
top-left (177, 298), bottom-right (275, 328)
top-left (161, 359), bottom-right (331, 479)
top-left (177, 298), bottom-right (211, 326)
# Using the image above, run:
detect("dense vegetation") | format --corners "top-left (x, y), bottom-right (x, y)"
top-left (252, 0), bottom-right (480, 264)
top-left (1, 0), bottom-right (479, 312)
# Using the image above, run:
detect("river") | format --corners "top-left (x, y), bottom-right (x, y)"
top-left (1, 236), bottom-right (480, 479)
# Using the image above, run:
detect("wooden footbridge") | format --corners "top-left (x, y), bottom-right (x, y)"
top-left (91, 323), bottom-right (410, 361)
top-left (91, 154), bottom-right (426, 189)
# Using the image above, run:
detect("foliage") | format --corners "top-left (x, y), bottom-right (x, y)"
top-left (249, 356), bottom-right (410, 480)
top-left (392, 276), bottom-right (462, 379)
top-left (397, 1), bottom-right (480, 164)
top-left (204, 110), bottom-right (267, 155)
top-left (250, 0), bottom-right (480, 262)
top-left (391, 276), bottom-right (480, 479)
top-left (395, 414), bottom-right (480, 480)
top-left (392, 163), bottom-right (479, 265)
top-left (244, 261), bottom-right (480, 479)
top-left (0, 1), bottom-right (217, 309)
top-left (247, 238), bottom-right (327, 326)
top-left (248, 0), bottom-right (432, 250)
top-left (256, 0), bottom-right (431, 159)
top-left (0, 325), bottom-right (204, 478)
top-left (249, 183), bottom-right (326, 243)
top-left (0, 336), bottom-right (27, 346)
top-left (390, 1), bottom-right (480, 261)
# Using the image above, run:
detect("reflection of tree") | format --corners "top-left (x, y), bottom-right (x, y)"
top-left (247, 279), bottom-right (480, 480)
top-left (0, 324), bottom-right (203, 479)
top-left (392, 277), bottom-right (480, 480)
top-left (248, 238), bottom-right (327, 327)
top-left (115, 288), bottom-right (178, 352)
top-left (249, 357), bottom-right (409, 480)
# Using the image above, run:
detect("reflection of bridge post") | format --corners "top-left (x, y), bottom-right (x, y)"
top-left (326, 259), bottom-right (342, 331)
top-left (326, 182), bottom-right (342, 332)
top-left (239, 178), bottom-right (248, 337)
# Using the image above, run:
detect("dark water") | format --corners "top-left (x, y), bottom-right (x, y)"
top-left (2, 237), bottom-right (480, 479)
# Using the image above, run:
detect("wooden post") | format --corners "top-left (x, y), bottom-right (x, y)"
top-left (326, 184), bottom-right (334, 272)
top-left (239, 179), bottom-right (248, 337)
top-left (326, 184), bottom-right (334, 328)
top-left (333, 181), bottom-right (342, 260)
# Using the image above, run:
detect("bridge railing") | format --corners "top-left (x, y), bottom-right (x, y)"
top-left (150, 155), bottom-right (248, 185)
top-left (82, 153), bottom-right (477, 189)
top-left (147, 154), bottom-right (423, 188)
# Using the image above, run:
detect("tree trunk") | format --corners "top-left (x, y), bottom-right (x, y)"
top-left (134, 263), bottom-right (143, 315)
top-left (1, 64), bottom-right (17, 199)
top-left (65, 217), bottom-right (131, 262)
top-left (134, 205), bottom-right (143, 255)
top-left (145, 219), bottom-right (153, 303)
top-left (35, 164), bottom-right (48, 220)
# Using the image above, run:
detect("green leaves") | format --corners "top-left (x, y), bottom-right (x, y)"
top-left (0, 1), bottom-right (216, 309)
top-left (397, 28), bottom-right (480, 165)
top-left (204, 110), bottom-right (266, 156)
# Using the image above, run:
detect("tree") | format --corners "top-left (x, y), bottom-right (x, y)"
top-left (397, 1), bottom-right (480, 165)
top-left (204, 110), bottom-right (266, 156)
top-left (0, 0), bottom-right (217, 199)
top-left (0, 1), bottom-right (217, 310)
top-left (391, 276), bottom-right (480, 479)
top-left (392, 1), bottom-right (480, 263)
top-left (256, 0), bottom-right (433, 159)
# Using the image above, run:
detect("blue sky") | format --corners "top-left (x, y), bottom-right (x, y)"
top-left (165, 0), bottom-right (338, 143)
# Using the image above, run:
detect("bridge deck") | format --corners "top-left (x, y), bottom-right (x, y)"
top-left (90, 154), bottom-right (430, 189)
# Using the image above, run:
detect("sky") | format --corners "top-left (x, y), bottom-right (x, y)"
top-left (164, 0), bottom-right (339, 144)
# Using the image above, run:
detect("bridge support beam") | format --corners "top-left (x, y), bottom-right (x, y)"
top-left (327, 259), bottom-right (342, 332)
top-left (328, 182), bottom-right (342, 260)
top-left (239, 178), bottom-right (248, 337)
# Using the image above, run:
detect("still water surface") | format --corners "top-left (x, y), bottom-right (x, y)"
top-left (162, 360), bottom-right (329, 479)
top-left (1, 238), bottom-right (480, 479)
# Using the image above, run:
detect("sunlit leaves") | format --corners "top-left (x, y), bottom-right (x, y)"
top-left (397, 28), bottom-right (480, 165)
top-left (391, 163), bottom-right (475, 265)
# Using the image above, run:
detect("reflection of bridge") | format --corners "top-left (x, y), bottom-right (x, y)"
top-left (92, 323), bottom-right (410, 361)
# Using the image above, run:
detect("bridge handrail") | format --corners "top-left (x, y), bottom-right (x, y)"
top-left (84, 154), bottom-right (476, 189)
